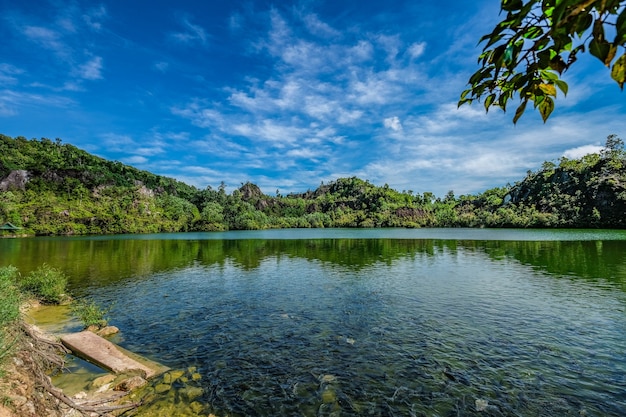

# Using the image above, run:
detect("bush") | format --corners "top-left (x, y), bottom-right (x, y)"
top-left (0, 266), bottom-right (21, 364)
top-left (19, 264), bottom-right (68, 304)
top-left (0, 266), bottom-right (21, 327)
top-left (71, 299), bottom-right (110, 329)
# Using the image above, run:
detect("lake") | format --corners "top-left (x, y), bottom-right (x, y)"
top-left (2, 228), bottom-right (626, 416)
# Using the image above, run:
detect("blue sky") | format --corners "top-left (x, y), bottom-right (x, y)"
top-left (1, 0), bottom-right (624, 197)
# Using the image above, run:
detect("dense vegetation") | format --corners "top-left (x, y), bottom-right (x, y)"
top-left (0, 264), bottom-right (69, 366)
top-left (1, 133), bottom-right (625, 235)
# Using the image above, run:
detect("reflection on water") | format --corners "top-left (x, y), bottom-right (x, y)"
top-left (2, 230), bottom-right (626, 416)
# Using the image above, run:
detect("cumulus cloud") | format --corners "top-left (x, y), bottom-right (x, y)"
top-left (302, 13), bottom-right (341, 38)
top-left (384, 116), bottom-right (402, 131)
top-left (563, 145), bottom-right (603, 159)
top-left (407, 42), bottom-right (426, 59)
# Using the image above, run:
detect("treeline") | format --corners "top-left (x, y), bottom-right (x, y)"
top-left (1, 134), bottom-right (625, 235)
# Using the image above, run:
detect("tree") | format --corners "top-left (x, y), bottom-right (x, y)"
top-left (459, 0), bottom-right (626, 123)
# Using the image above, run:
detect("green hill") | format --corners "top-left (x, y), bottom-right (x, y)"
top-left (1, 133), bottom-right (625, 235)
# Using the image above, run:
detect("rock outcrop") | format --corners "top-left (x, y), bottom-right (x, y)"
top-left (0, 170), bottom-right (29, 191)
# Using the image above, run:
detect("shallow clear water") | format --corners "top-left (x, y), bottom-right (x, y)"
top-left (2, 229), bottom-right (626, 416)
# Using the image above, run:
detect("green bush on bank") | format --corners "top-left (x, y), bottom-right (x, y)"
top-left (18, 264), bottom-right (68, 304)
top-left (0, 267), bottom-right (21, 327)
top-left (0, 266), bottom-right (22, 364)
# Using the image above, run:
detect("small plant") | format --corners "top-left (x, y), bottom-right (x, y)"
top-left (0, 266), bottom-right (21, 327)
top-left (0, 266), bottom-right (21, 370)
top-left (71, 299), bottom-right (111, 330)
top-left (19, 264), bottom-right (68, 304)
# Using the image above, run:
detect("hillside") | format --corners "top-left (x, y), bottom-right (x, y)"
top-left (1, 134), bottom-right (625, 235)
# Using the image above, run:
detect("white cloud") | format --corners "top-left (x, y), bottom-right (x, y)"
top-left (101, 133), bottom-right (134, 149)
top-left (123, 155), bottom-right (148, 165)
top-left (82, 5), bottom-right (107, 31)
top-left (407, 42), bottom-right (426, 59)
top-left (302, 13), bottom-right (341, 38)
top-left (563, 145), bottom-right (603, 159)
top-left (384, 116), bottom-right (402, 131)
top-left (76, 56), bottom-right (103, 80)
top-left (0, 64), bottom-right (23, 85)
top-left (171, 18), bottom-right (208, 46)
top-left (23, 26), bottom-right (68, 57)
top-left (154, 61), bottom-right (169, 73)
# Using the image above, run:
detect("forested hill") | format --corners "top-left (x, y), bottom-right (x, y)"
top-left (1, 134), bottom-right (625, 235)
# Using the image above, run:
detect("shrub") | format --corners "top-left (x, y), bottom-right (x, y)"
top-left (71, 299), bottom-right (110, 329)
top-left (19, 264), bottom-right (68, 304)
top-left (0, 266), bottom-right (21, 364)
top-left (0, 267), bottom-right (21, 327)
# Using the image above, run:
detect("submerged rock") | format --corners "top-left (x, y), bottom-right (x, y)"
top-left (115, 375), bottom-right (147, 392)
top-left (95, 325), bottom-right (120, 337)
top-left (90, 374), bottom-right (116, 389)
top-left (475, 398), bottom-right (489, 412)
top-left (179, 386), bottom-right (204, 402)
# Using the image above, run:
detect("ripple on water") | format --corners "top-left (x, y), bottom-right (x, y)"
top-left (73, 244), bottom-right (626, 417)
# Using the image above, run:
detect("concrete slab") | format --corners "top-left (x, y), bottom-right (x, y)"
top-left (61, 331), bottom-right (165, 379)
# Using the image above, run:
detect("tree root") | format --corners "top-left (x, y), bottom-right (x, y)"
top-left (19, 321), bottom-right (143, 416)
top-left (36, 368), bottom-right (142, 416)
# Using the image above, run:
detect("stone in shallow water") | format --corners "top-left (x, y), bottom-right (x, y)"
top-left (163, 369), bottom-right (185, 384)
top-left (321, 388), bottom-right (337, 404)
top-left (475, 398), bottom-right (489, 412)
top-left (180, 386), bottom-right (204, 402)
top-left (155, 383), bottom-right (171, 393)
top-left (90, 374), bottom-right (116, 389)
top-left (115, 375), bottom-right (147, 392)
top-left (320, 374), bottom-right (337, 384)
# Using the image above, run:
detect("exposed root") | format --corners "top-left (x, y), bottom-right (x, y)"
top-left (36, 368), bottom-right (142, 416)
top-left (14, 322), bottom-right (142, 417)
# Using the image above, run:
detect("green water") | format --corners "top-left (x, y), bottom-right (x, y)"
top-left (2, 229), bottom-right (626, 416)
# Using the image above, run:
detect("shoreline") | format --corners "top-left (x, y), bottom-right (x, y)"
top-left (1, 303), bottom-right (214, 417)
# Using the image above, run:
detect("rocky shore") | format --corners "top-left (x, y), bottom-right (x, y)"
top-left (0, 305), bottom-right (215, 417)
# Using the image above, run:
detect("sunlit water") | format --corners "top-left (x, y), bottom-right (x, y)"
top-left (2, 229), bottom-right (626, 416)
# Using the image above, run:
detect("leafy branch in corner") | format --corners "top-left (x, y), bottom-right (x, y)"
top-left (459, 0), bottom-right (626, 123)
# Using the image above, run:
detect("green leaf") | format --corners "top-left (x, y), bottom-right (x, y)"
top-left (611, 53), bottom-right (626, 89)
top-left (483, 34), bottom-right (505, 49)
top-left (589, 38), bottom-right (611, 64)
top-left (540, 69), bottom-right (558, 81)
top-left (502, 0), bottom-right (523, 12)
top-left (504, 44), bottom-right (515, 65)
top-left (616, 9), bottom-right (626, 44)
top-left (538, 96), bottom-right (555, 123)
top-left (554, 79), bottom-right (568, 96)
top-left (513, 99), bottom-right (528, 124)
top-left (574, 13), bottom-right (593, 37)
top-left (484, 93), bottom-right (496, 111)
top-left (522, 26), bottom-right (543, 39)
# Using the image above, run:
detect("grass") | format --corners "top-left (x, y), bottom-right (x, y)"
top-left (71, 299), bottom-right (110, 329)
top-left (0, 267), bottom-right (21, 327)
top-left (18, 264), bottom-right (68, 304)
top-left (0, 266), bottom-right (21, 366)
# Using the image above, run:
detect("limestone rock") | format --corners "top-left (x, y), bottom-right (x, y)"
top-left (0, 170), bottom-right (29, 191)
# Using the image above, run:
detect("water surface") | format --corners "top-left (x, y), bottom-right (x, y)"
top-left (2, 229), bottom-right (625, 416)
